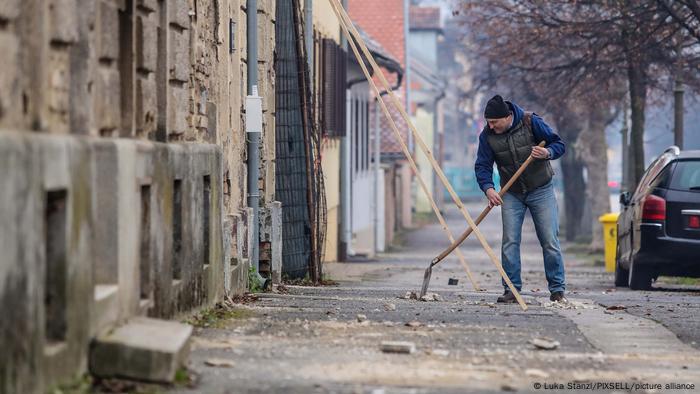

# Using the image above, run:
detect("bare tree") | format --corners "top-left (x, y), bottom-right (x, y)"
top-left (459, 0), bottom-right (700, 250)
top-left (461, 0), bottom-right (696, 189)
top-left (657, 0), bottom-right (700, 43)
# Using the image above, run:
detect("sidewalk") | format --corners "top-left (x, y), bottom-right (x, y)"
top-left (171, 203), bottom-right (700, 393)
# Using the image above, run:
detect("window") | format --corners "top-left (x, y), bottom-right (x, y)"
top-left (320, 38), bottom-right (347, 137)
top-left (670, 160), bottom-right (700, 192)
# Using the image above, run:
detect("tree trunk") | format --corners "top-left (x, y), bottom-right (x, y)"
top-left (555, 114), bottom-right (587, 242)
top-left (627, 62), bottom-right (648, 190)
top-left (576, 105), bottom-right (611, 252)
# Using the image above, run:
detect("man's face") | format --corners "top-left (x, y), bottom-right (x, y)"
top-left (486, 114), bottom-right (513, 134)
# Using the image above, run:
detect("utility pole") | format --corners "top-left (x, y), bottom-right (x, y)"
top-left (621, 105), bottom-right (629, 193)
top-left (674, 39), bottom-right (684, 150)
top-left (674, 77), bottom-right (684, 149)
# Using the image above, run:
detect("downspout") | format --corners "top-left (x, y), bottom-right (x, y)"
top-left (339, 0), bottom-right (350, 260)
top-left (373, 96), bottom-right (381, 252)
top-left (246, 0), bottom-right (265, 284)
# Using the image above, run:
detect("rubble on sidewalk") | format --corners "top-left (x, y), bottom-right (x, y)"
top-left (426, 348), bottom-right (450, 357)
top-left (204, 358), bottom-right (236, 368)
top-left (380, 341), bottom-right (416, 354)
top-left (530, 337), bottom-right (560, 350)
top-left (420, 293), bottom-right (442, 302)
top-left (399, 291), bottom-right (418, 300)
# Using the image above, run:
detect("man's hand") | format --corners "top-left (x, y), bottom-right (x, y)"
top-left (486, 188), bottom-right (503, 208)
top-left (531, 146), bottom-right (550, 159)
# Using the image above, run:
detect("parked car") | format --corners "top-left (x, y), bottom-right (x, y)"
top-left (616, 146), bottom-right (700, 290)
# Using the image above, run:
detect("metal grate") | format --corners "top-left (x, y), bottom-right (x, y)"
top-left (274, 0), bottom-right (327, 280)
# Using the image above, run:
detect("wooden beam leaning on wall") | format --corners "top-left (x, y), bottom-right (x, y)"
top-left (327, 0), bottom-right (527, 310)
top-left (328, 1), bottom-right (479, 292)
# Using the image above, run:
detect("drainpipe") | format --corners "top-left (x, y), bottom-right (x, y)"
top-left (373, 97), bottom-right (381, 252)
top-left (339, 0), bottom-right (350, 260)
top-left (246, 0), bottom-right (265, 284)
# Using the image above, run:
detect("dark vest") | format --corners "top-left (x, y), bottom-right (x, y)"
top-left (484, 112), bottom-right (554, 194)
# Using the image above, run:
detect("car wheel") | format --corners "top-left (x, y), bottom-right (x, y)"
top-left (628, 260), bottom-right (652, 290)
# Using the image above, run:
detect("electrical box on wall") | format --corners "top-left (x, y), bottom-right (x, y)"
top-left (245, 86), bottom-right (263, 134)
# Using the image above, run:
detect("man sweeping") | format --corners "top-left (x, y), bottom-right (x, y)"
top-left (475, 95), bottom-right (567, 303)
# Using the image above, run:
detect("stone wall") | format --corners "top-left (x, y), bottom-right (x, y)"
top-left (0, 0), bottom-right (277, 216)
top-left (0, 132), bottom-right (231, 393)
top-left (0, 0), bottom-right (279, 392)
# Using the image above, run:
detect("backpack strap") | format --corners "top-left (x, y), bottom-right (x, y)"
top-left (523, 111), bottom-right (533, 129)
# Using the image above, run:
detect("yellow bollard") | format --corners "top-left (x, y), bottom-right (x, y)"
top-left (598, 213), bottom-right (620, 272)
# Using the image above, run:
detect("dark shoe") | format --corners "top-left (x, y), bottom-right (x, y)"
top-left (497, 291), bottom-right (517, 303)
top-left (550, 291), bottom-right (567, 303)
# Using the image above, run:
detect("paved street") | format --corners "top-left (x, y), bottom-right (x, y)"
top-left (175, 202), bottom-right (700, 393)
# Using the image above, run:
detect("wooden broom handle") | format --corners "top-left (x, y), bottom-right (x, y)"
top-left (431, 141), bottom-right (547, 266)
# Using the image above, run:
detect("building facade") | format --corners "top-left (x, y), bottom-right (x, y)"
top-left (0, 0), bottom-right (279, 392)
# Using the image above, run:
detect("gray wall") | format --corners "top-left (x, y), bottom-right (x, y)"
top-left (0, 132), bottom-right (233, 393)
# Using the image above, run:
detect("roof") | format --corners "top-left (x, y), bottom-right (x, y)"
top-left (409, 6), bottom-right (442, 31)
top-left (352, 24), bottom-right (404, 75)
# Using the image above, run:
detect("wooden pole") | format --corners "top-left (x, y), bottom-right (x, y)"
top-left (431, 142), bottom-right (546, 266)
top-left (328, 2), bottom-right (479, 291)
top-left (329, 0), bottom-right (526, 310)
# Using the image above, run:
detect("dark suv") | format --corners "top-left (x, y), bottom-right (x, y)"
top-left (616, 146), bottom-right (700, 290)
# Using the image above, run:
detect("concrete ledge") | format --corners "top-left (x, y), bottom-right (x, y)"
top-left (0, 132), bottom-right (228, 393)
top-left (93, 285), bottom-right (119, 335)
top-left (90, 317), bottom-right (192, 383)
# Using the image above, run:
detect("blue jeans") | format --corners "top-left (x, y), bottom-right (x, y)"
top-left (500, 181), bottom-right (566, 293)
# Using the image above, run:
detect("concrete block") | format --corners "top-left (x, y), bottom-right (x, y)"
top-left (232, 213), bottom-right (247, 295)
top-left (136, 77), bottom-right (157, 135)
top-left (136, 15), bottom-right (157, 73)
top-left (98, 1), bottom-right (120, 61)
top-left (148, 144), bottom-right (175, 318)
top-left (90, 317), bottom-right (192, 382)
top-left (269, 201), bottom-right (282, 284)
top-left (0, 0), bottom-right (20, 20)
top-left (168, 86), bottom-right (189, 135)
top-left (380, 341), bottom-right (416, 354)
top-left (49, 0), bottom-right (78, 44)
top-left (170, 0), bottom-right (190, 30)
top-left (223, 216), bottom-right (234, 296)
top-left (37, 134), bottom-right (95, 388)
top-left (169, 29), bottom-right (189, 83)
top-left (93, 285), bottom-right (119, 335)
top-left (0, 133), bottom-right (43, 394)
top-left (92, 140), bottom-right (141, 323)
top-left (95, 67), bottom-right (121, 132)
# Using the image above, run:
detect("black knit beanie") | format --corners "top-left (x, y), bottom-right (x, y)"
top-left (484, 95), bottom-right (510, 119)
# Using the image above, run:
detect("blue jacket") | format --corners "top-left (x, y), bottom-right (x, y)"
top-left (475, 101), bottom-right (565, 193)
